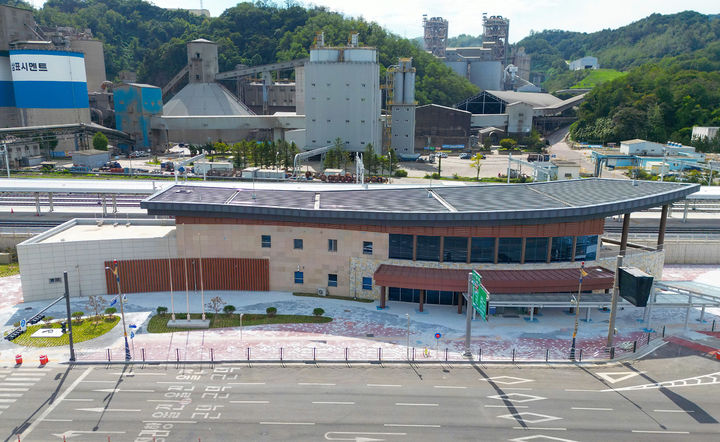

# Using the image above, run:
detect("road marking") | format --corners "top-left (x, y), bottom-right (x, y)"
top-left (0, 393), bottom-right (22, 397)
top-left (298, 382), bottom-right (336, 386)
top-left (631, 430), bottom-right (690, 434)
top-left (156, 381), bottom-right (192, 384)
top-left (608, 371), bottom-right (720, 392)
top-left (564, 389), bottom-right (601, 392)
top-left (395, 403), bottom-right (439, 407)
top-left (512, 427), bottom-right (567, 431)
top-left (480, 376), bottom-right (534, 385)
top-left (52, 430), bottom-right (125, 439)
top-left (324, 432), bottom-right (407, 441)
top-left (367, 384), bottom-right (402, 387)
top-left (485, 405), bottom-right (528, 408)
top-left (80, 380), bottom-right (116, 383)
top-left (229, 382), bottom-right (265, 385)
top-left (572, 407), bottom-right (613, 411)
top-left (433, 385), bottom-right (467, 389)
top-left (147, 399), bottom-right (185, 403)
top-left (93, 388), bottom-right (155, 393)
top-left (597, 371), bottom-right (643, 384)
top-left (499, 412), bottom-right (562, 424)
top-left (6, 377), bottom-right (44, 381)
top-left (111, 372), bottom-right (164, 376)
top-left (230, 400), bottom-right (270, 404)
top-left (503, 388), bottom-right (534, 391)
top-left (313, 401), bottom-right (355, 405)
top-left (76, 407), bottom-right (142, 413)
top-left (44, 419), bottom-right (72, 422)
top-left (0, 382), bottom-right (35, 386)
top-left (384, 424), bottom-right (441, 428)
top-left (0, 388), bottom-right (28, 391)
top-left (654, 409), bottom-right (694, 413)
top-left (488, 393), bottom-right (546, 403)
top-left (260, 421), bottom-right (315, 425)
top-left (142, 420), bottom-right (197, 424)
top-left (0, 405), bottom-right (9, 409)
top-left (19, 366), bottom-right (93, 439)
top-left (62, 399), bottom-right (93, 402)
top-left (0, 399), bottom-right (17, 403)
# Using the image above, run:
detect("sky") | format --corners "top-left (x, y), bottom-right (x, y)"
top-left (35, 0), bottom-right (719, 43)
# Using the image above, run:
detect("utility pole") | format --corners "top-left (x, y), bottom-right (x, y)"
top-left (63, 272), bottom-right (76, 362)
top-left (607, 255), bottom-right (624, 348)
top-left (570, 261), bottom-right (586, 360)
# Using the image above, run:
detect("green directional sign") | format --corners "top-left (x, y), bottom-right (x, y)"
top-left (470, 270), bottom-right (490, 321)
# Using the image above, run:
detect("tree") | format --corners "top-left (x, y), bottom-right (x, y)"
top-left (72, 311), bottom-right (84, 324)
top-left (313, 307), bottom-right (325, 317)
top-left (324, 138), bottom-right (346, 170)
top-left (205, 296), bottom-right (226, 316)
top-left (223, 305), bottom-right (236, 316)
top-left (156, 306), bottom-right (168, 316)
top-left (266, 306), bottom-right (277, 318)
top-left (499, 138), bottom-right (517, 149)
top-left (87, 295), bottom-right (107, 321)
top-left (104, 307), bottom-right (117, 316)
top-left (470, 153), bottom-right (483, 179)
top-left (92, 132), bottom-right (108, 151)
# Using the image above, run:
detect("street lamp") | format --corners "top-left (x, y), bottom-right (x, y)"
top-left (107, 259), bottom-right (131, 361)
top-left (570, 261), bottom-right (586, 361)
top-left (406, 313), bottom-right (410, 360)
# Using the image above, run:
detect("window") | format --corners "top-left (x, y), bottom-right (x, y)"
top-left (551, 236), bottom-right (574, 262)
top-left (575, 235), bottom-right (598, 261)
top-left (498, 238), bottom-right (522, 263)
top-left (49, 277), bottom-right (61, 284)
top-left (261, 235), bottom-right (271, 248)
top-left (416, 235), bottom-right (440, 262)
top-left (363, 241), bottom-right (373, 255)
top-left (328, 274), bottom-right (338, 287)
top-left (389, 234), bottom-right (413, 260)
top-left (294, 271), bottom-right (304, 284)
top-left (328, 239), bottom-right (338, 252)
top-left (470, 237), bottom-right (494, 263)
top-left (525, 237), bottom-right (549, 263)
top-left (443, 237), bottom-right (468, 263)
top-left (294, 239), bottom-right (303, 250)
top-left (362, 277), bottom-right (372, 290)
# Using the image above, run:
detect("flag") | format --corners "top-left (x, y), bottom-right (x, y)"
top-left (580, 268), bottom-right (588, 277)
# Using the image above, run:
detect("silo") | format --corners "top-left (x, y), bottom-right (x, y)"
top-left (69, 39), bottom-right (107, 92)
top-left (9, 49), bottom-right (90, 126)
top-left (403, 68), bottom-right (415, 105)
top-left (393, 68), bottom-right (404, 105)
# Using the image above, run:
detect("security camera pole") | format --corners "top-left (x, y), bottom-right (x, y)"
top-left (107, 259), bottom-right (131, 361)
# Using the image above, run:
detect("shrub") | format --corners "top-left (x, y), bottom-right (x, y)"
top-left (223, 305), bottom-right (236, 315)
top-left (313, 308), bottom-right (325, 317)
top-left (42, 316), bottom-right (54, 329)
top-left (452, 173), bottom-right (460, 179)
top-left (13, 321), bottom-right (20, 327)
top-left (266, 307), bottom-right (277, 318)
top-left (72, 311), bottom-right (84, 320)
top-left (104, 316), bottom-right (116, 323)
top-left (499, 138), bottom-right (517, 149)
top-left (393, 169), bottom-right (408, 178)
top-left (104, 307), bottom-right (117, 316)
top-left (156, 306), bottom-right (168, 316)
top-left (431, 172), bottom-right (441, 179)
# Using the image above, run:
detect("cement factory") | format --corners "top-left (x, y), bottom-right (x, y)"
top-left (0, 4), bottom-right (581, 171)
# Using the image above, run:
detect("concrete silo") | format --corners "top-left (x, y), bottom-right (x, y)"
top-left (389, 58), bottom-right (417, 160)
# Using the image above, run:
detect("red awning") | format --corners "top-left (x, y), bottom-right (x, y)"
top-left (373, 264), bottom-right (614, 294)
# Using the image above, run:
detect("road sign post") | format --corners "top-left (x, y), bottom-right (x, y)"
top-left (471, 270), bottom-right (490, 321)
top-left (20, 318), bottom-right (26, 332)
top-left (63, 272), bottom-right (76, 362)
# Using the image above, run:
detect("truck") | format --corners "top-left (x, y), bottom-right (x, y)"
top-left (527, 153), bottom-right (550, 162)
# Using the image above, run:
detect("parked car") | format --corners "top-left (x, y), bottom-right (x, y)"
top-left (459, 153), bottom-right (472, 159)
top-left (438, 152), bottom-right (448, 158)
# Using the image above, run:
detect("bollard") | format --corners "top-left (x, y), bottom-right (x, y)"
top-left (247, 347), bottom-right (251, 361)
top-left (712, 319), bottom-right (716, 332)
top-left (412, 347), bottom-right (415, 361)
top-left (107, 349), bottom-right (111, 362)
top-left (578, 349), bottom-right (583, 362)
top-left (345, 348), bottom-right (348, 361)
top-left (210, 348), bottom-right (214, 362)
top-left (280, 347), bottom-right (283, 361)
top-left (633, 340), bottom-right (637, 353)
top-left (662, 325), bottom-right (666, 337)
top-left (15, 354), bottom-right (22, 365)
top-left (176, 348), bottom-right (180, 362)
top-left (378, 347), bottom-right (382, 362)
top-left (610, 346), bottom-right (615, 359)
top-left (142, 348), bottom-right (146, 362)
top-left (478, 347), bottom-right (482, 362)
top-left (647, 332), bottom-right (651, 345)
top-left (545, 349), bottom-right (549, 362)
top-left (313, 347), bottom-right (316, 362)
top-left (512, 349), bottom-right (515, 362)
top-left (444, 348), bottom-right (448, 362)
top-left (39, 354), bottom-right (48, 366)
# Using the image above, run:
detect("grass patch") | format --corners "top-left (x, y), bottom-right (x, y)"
top-left (571, 69), bottom-right (625, 88)
top-left (10, 316), bottom-right (120, 347)
top-left (293, 292), bottom-right (374, 303)
top-left (0, 263), bottom-right (19, 277)
top-left (147, 313), bottom-right (332, 333)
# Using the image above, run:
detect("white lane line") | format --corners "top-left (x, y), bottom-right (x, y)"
top-left (0, 388), bottom-right (28, 391)
top-left (572, 407), bottom-right (613, 411)
top-left (0, 393), bottom-right (22, 397)
top-left (0, 405), bottom-right (9, 409)
top-left (654, 410), bottom-right (694, 413)
top-left (147, 400), bottom-right (184, 403)
top-left (6, 377), bottom-right (44, 381)
top-left (632, 430), bottom-right (690, 434)
top-left (62, 399), bottom-right (93, 402)
top-left (395, 403), bottom-right (439, 407)
top-left (513, 427), bottom-right (567, 431)
top-left (312, 401), bottom-right (355, 405)
top-left (143, 420), bottom-right (197, 424)
top-left (156, 381), bottom-right (192, 384)
top-left (228, 382), bottom-right (265, 385)
top-left (93, 389), bottom-right (155, 393)
top-left (565, 389), bottom-right (601, 392)
top-left (260, 422), bottom-right (315, 425)
top-left (368, 384), bottom-right (402, 387)
top-left (298, 382), bottom-right (336, 386)
top-left (111, 372), bottom-right (165, 376)
top-left (230, 400), bottom-right (270, 404)
top-left (81, 380), bottom-right (116, 383)
top-left (0, 399), bottom-right (17, 403)
top-left (504, 387), bottom-right (533, 391)
top-left (485, 405), bottom-right (528, 408)
top-left (44, 419), bottom-right (72, 422)
top-left (433, 385), bottom-right (467, 389)
top-left (384, 424), bottom-right (441, 428)
top-left (19, 366), bottom-right (93, 439)
top-left (0, 383), bottom-right (35, 386)
top-left (76, 407), bottom-right (142, 413)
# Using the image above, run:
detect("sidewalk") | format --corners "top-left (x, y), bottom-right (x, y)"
top-left (1, 266), bottom-right (719, 364)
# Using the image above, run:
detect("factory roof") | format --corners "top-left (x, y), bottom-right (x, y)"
top-left (19, 218), bottom-right (175, 245)
top-left (71, 149), bottom-right (109, 156)
top-left (163, 83), bottom-right (254, 117)
top-left (141, 178), bottom-right (699, 226)
top-left (485, 90), bottom-right (562, 108)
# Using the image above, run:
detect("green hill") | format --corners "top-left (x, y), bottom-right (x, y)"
top-left (571, 69), bottom-right (626, 88)
top-left (25, 0), bottom-right (477, 107)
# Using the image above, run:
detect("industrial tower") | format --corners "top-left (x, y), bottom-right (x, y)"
top-left (482, 14), bottom-right (510, 66)
top-left (422, 15), bottom-right (449, 58)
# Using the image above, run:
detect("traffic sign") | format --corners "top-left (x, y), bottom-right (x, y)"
top-left (470, 270), bottom-right (490, 321)
top-left (178, 166), bottom-right (186, 173)
top-left (129, 324), bottom-right (137, 329)
top-left (110, 297), bottom-right (117, 307)
top-left (130, 332), bottom-right (135, 339)
top-left (20, 319), bottom-right (26, 331)
top-left (435, 333), bottom-right (442, 339)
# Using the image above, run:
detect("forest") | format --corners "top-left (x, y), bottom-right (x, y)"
top-left (6, 0), bottom-right (477, 107)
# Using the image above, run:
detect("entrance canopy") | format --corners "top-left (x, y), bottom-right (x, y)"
top-left (373, 264), bottom-right (615, 294)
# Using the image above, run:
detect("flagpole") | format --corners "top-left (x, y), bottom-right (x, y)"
top-left (570, 261), bottom-right (586, 361)
top-left (108, 259), bottom-right (131, 361)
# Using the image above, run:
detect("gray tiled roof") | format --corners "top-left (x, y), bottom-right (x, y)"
top-left (141, 179), bottom-right (699, 226)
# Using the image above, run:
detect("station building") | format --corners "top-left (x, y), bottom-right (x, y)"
top-left (17, 179), bottom-right (698, 314)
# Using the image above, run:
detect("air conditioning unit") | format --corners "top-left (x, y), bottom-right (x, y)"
top-left (317, 287), bottom-right (327, 296)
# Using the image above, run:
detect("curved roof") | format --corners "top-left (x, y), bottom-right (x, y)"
top-left (163, 83), bottom-right (254, 117)
top-left (141, 179), bottom-right (700, 226)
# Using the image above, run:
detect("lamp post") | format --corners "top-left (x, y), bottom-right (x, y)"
top-left (406, 313), bottom-right (410, 360)
top-left (570, 261), bottom-right (586, 361)
top-left (107, 259), bottom-right (131, 361)
top-left (167, 235), bottom-right (176, 321)
top-left (240, 313), bottom-right (244, 342)
top-left (198, 233), bottom-right (206, 321)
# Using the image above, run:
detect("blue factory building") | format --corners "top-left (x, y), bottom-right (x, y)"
top-left (114, 83), bottom-right (163, 151)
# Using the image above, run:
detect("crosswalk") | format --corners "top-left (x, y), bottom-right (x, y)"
top-left (0, 369), bottom-right (46, 414)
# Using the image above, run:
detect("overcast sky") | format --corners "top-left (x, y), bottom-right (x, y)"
top-left (37, 0), bottom-right (719, 43)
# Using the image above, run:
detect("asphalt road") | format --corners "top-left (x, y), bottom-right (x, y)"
top-left (1, 343), bottom-right (719, 441)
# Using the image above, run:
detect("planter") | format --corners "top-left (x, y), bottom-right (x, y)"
top-left (497, 149), bottom-right (522, 155)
